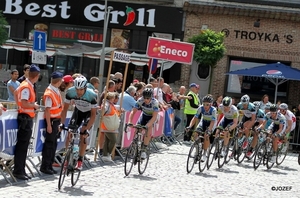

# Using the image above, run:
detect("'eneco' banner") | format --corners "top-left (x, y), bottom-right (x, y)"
top-left (0, 111), bottom-right (18, 155)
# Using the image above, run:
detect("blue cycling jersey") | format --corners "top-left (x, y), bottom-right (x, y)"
top-left (134, 97), bottom-right (160, 116)
top-left (256, 109), bottom-right (265, 121)
top-left (195, 105), bottom-right (217, 122)
top-left (237, 102), bottom-right (256, 118)
top-left (65, 87), bottom-right (98, 112)
top-left (263, 112), bottom-right (286, 125)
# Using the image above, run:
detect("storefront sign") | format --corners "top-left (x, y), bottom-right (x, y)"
top-left (1, 0), bottom-right (183, 33)
top-left (146, 37), bottom-right (195, 64)
top-left (49, 24), bottom-right (103, 44)
top-left (222, 29), bottom-right (293, 44)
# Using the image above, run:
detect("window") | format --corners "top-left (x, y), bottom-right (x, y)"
top-left (226, 58), bottom-right (288, 97)
top-left (197, 64), bottom-right (210, 79)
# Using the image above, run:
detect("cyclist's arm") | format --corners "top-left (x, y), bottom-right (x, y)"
top-left (285, 119), bottom-right (292, 133)
top-left (129, 108), bottom-right (138, 124)
top-left (229, 117), bottom-right (238, 131)
top-left (146, 111), bottom-right (158, 128)
top-left (249, 113), bottom-right (256, 126)
top-left (60, 102), bottom-right (70, 125)
top-left (85, 108), bottom-right (97, 130)
top-left (187, 116), bottom-right (198, 128)
top-left (208, 120), bottom-right (215, 131)
top-left (276, 123), bottom-right (284, 135)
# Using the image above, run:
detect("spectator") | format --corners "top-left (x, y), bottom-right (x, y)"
top-left (7, 69), bottom-right (20, 101)
top-left (259, 94), bottom-right (271, 110)
top-left (149, 77), bottom-right (158, 88)
top-left (117, 86), bottom-right (136, 112)
top-left (87, 77), bottom-right (100, 94)
top-left (40, 71), bottom-right (63, 175)
top-left (101, 92), bottom-right (121, 162)
top-left (114, 72), bottom-right (123, 81)
top-left (17, 64), bottom-right (30, 83)
top-left (293, 104), bottom-right (300, 150)
top-left (112, 78), bottom-right (122, 93)
top-left (213, 95), bottom-right (223, 110)
top-left (99, 80), bottom-right (115, 106)
top-left (183, 83), bottom-right (200, 144)
top-left (13, 64), bottom-right (40, 180)
top-left (134, 82), bottom-right (145, 100)
top-left (72, 73), bottom-right (82, 80)
top-left (132, 79), bottom-right (139, 86)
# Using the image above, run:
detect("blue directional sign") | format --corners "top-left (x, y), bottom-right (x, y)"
top-left (33, 31), bottom-right (46, 52)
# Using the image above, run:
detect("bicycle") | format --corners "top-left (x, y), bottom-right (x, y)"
top-left (207, 126), bottom-right (231, 169)
top-left (124, 123), bottom-right (150, 176)
top-left (186, 129), bottom-right (208, 173)
top-left (276, 136), bottom-right (289, 165)
top-left (58, 126), bottom-right (85, 190)
top-left (253, 130), bottom-right (275, 170)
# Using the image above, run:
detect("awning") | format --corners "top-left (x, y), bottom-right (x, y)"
top-left (1, 40), bottom-right (176, 70)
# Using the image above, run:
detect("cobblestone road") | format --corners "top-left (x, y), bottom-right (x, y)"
top-left (0, 143), bottom-right (299, 197)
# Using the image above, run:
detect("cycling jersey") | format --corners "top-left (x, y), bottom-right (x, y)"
top-left (256, 109), bottom-right (265, 122)
top-left (281, 109), bottom-right (296, 131)
top-left (134, 97), bottom-right (160, 116)
top-left (195, 106), bottom-right (217, 122)
top-left (264, 112), bottom-right (286, 125)
top-left (217, 104), bottom-right (239, 120)
top-left (236, 102), bottom-right (256, 118)
top-left (65, 87), bottom-right (98, 112)
top-left (195, 105), bottom-right (217, 131)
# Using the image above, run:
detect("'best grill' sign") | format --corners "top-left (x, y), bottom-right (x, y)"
top-left (146, 37), bottom-right (195, 65)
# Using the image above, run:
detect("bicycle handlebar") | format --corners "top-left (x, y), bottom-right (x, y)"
top-left (125, 123), bottom-right (148, 133)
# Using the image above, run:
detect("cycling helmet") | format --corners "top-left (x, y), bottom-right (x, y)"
top-left (222, 96), bottom-right (232, 107)
top-left (74, 76), bottom-right (88, 89)
top-left (265, 103), bottom-right (271, 110)
top-left (269, 104), bottom-right (277, 112)
top-left (279, 103), bottom-right (288, 110)
top-left (202, 95), bottom-right (213, 103)
top-left (142, 88), bottom-right (153, 98)
top-left (241, 94), bottom-right (250, 104)
top-left (253, 101), bottom-right (260, 110)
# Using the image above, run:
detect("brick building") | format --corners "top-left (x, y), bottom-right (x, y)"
top-left (182, 0), bottom-right (300, 107)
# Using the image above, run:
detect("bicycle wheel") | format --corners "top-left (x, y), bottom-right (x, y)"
top-left (225, 138), bottom-right (235, 164)
top-left (266, 142), bottom-right (275, 169)
top-left (138, 149), bottom-right (150, 175)
top-left (71, 159), bottom-right (81, 186)
top-left (198, 147), bottom-right (207, 172)
top-left (124, 142), bottom-right (137, 176)
top-left (207, 141), bottom-right (217, 170)
top-left (186, 143), bottom-right (197, 173)
top-left (237, 138), bottom-right (247, 164)
top-left (298, 152), bottom-right (300, 165)
top-left (253, 143), bottom-right (265, 170)
top-left (58, 149), bottom-right (71, 190)
top-left (276, 142), bottom-right (289, 165)
top-left (217, 140), bottom-right (227, 168)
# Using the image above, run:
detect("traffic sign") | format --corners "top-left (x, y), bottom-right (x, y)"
top-left (33, 31), bottom-right (46, 52)
top-left (32, 51), bottom-right (47, 64)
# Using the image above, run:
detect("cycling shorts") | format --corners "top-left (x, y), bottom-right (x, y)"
top-left (68, 108), bottom-right (91, 130)
top-left (268, 123), bottom-right (286, 135)
top-left (138, 114), bottom-right (154, 126)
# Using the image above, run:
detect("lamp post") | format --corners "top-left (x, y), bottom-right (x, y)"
top-left (98, 1), bottom-right (113, 92)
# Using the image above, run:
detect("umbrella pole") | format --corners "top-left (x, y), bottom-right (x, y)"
top-left (274, 78), bottom-right (278, 105)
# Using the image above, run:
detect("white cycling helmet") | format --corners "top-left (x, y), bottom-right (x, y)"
top-left (279, 103), bottom-right (288, 110)
top-left (74, 76), bottom-right (88, 89)
top-left (241, 94), bottom-right (250, 104)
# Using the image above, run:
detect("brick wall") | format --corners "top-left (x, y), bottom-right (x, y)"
top-left (182, 11), bottom-right (300, 107)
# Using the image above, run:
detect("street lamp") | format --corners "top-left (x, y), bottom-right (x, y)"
top-left (98, 2), bottom-right (113, 92)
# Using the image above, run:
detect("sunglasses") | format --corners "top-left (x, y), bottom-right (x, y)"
top-left (270, 112), bottom-right (277, 114)
top-left (144, 97), bottom-right (151, 100)
top-left (203, 103), bottom-right (210, 106)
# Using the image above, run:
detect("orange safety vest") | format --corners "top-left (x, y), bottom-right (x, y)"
top-left (16, 80), bottom-right (36, 118)
top-left (101, 102), bottom-right (118, 130)
top-left (43, 86), bottom-right (63, 118)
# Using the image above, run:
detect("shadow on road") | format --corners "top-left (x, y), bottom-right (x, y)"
top-left (60, 185), bottom-right (94, 196)
top-left (263, 169), bottom-right (288, 175)
top-left (214, 168), bottom-right (239, 174)
top-left (123, 174), bottom-right (157, 181)
top-left (195, 172), bottom-right (218, 178)
top-left (274, 165), bottom-right (298, 172)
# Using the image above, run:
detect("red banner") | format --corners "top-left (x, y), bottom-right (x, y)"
top-left (146, 37), bottom-right (195, 64)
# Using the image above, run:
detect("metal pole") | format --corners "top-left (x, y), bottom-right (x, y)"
top-left (98, 1), bottom-right (113, 93)
top-left (274, 78), bottom-right (278, 104)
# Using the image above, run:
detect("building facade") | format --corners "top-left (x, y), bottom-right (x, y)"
top-left (182, 0), bottom-right (300, 107)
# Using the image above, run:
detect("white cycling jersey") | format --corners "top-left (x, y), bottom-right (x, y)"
top-left (280, 109), bottom-right (296, 132)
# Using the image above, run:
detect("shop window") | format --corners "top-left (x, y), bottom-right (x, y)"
top-left (226, 59), bottom-right (288, 97)
top-left (197, 64), bottom-right (210, 79)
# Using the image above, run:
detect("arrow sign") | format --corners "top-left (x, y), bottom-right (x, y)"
top-left (33, 31), bottom-right (46, 52)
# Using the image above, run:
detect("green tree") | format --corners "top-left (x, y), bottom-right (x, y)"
top-left (188, 29), bottom-right (226, 93)
top-left (0, 11), bottom-right (8, 45)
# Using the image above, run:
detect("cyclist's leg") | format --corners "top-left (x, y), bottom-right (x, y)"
top-left (65, 108), bottom-right (80, 149)
top-left (78, 111), bottom-right (91, 159)
top-left (223, 120), bottom-right (233, 147)
top-left (242, 116), bottom-right (252, 137)
top-left (202, 122), bottom-right (210, 152)
top-left (138, 114), bottom-right (151, 147)
top-left (249, 121), bottom-right (260, 152)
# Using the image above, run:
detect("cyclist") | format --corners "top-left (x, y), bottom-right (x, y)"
top-left (257, 104), bottom-right (287, 163)
top-left (236, 95), bottom-right (257, 150)
top-left (60, 76), bottom-right (98, 170)
top-left (215, 96), bottom-right (239, 157)
top-left (128, 88), bottom-right (159, 159)
top-left (278, 103), bottom-right (296, 152)
top-left (246, 101), bottom-right (265, 157)
top-left (186, 95), bottom-right (217, 162)
top-left (264, 103), bottom-right (272, 129)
